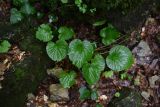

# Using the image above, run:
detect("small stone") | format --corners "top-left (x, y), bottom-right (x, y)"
top-left (141, 91), bottom-right (150, 101)
top-left (99, 95), bottom-right (108, 101)
top-left (132, 40), bottom-right (152, 66)
top-left (145, 18), bottom-right (156, 26)
top-left (149, 75), bottom-right (160, 88)
top-left (27, 93), bottom-right (35, 100)
top-left (49, 84), bottom-right (69, 101)
top-left (136, 40), bottom-right (152, 57)
top-left (48, 103), bottom-right (59, 107)
top-left (43, 95), bottom-right (48, 102)
top-left (47, 68), bottom-right (63, 78)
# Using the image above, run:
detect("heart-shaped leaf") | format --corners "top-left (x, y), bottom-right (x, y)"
top-left (0, 40), bottom-right (11, 53)
top-left (10, 8), bottom-right (23, 24)
top-left (100, 26), bottom-right (120, 46)
top-left (61, 0), bottom-right (68, 3)
top-left (106, 45), bottom-right (134, 71)
top-left (36, 24), bottom-right (53, 42)
top-left (58, 26), bottom-right (75, 40)
top-left (103, 71), bottom-right (114, 78)
top-left (46, 40), bottom-right (68, 61)
top-left (82, 54), bottom-right (105, 85)
top-left (68, 39), bottom-right (94, 68)
top-left (59, 71), bottom-right (76, 88)
top-left (93, 19), bottom-right (106, 27)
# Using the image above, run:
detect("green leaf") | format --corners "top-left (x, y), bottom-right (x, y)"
top-left (100, 26), bottom-right (120, 46)
top-left (0, 40), bottom-right (11, 53)
top-left (96, 104), bottom-right (103, 107)
top-left (20, 3), bottom-right (36, 15)
top-left (46, 40), bottom-right (68, 61)
top-left (93, 19), bottom-right (106, 27)
top-left (68, 39), bottom-right (94, 68)
top-left (58, 26), bottom-right (75, 40)
top-left (61, 0), bottom-right (68, 3)
top-left (103, 71), bottom-right (114, 78)
top-left (106, 45), bottom-right (134, 71)
top-left (82, 54), bottom-right (105, 85)
top-left (36, 24), bottom-right (53, 42)
top-left (10, 8), bottom-right (23, 24)
top-left (115, 92), bottom-right (121, 97)
top-left (79, 86), bottom-right (91, 100)
top-left (59, 71), bottom-right (76, 88)
top-left (75, 0), bottom-right (82, 5)
top-left (120, 72), bottom-right (127, 80)
top-left (13, 0), bottom-right (26, 6)
top-left (91, 90), bottom-right (98, 100)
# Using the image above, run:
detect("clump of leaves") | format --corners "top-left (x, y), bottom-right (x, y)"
top-left (106, 45), bottom-right (134, 71)
top-left (75, 0), bottom-right (87, 13)
top-left (68, 39), bottom-right (94, 68)
top-left (100, 25), bottom-right (120, 46)
top-left (10, 0), bottom-right (36, 24)
top-left (10, 8), bottom-right (24, 24)
top-left (35, 23), bottom-right (135, 104)
top-left (0, 40), bottom-right (11, 53)
top-left (36, 24), bottom-right (53, 42)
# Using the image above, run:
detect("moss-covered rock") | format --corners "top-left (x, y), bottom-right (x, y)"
top-left (109, 88), bottom-right (142, 107)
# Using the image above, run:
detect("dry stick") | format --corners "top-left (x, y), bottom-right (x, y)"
top-left (95, 34), bottom-right (126, 51)
top-left (99, 37), bottom-right (130, 55)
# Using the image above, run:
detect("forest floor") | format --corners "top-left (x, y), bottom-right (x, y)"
top-left (0, 1), bottom-right (160, 107)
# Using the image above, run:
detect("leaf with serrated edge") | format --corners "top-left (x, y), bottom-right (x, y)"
top-left (68, 39), bottom-right (94, 68)
top-left (100, 26), bottom-right (119, 46)
top-left (46, 40), bottom-right (68, 61)
top-left (58, 26), bottom-right (75, 40)
top-left (36, 24), bottom-right (53, 42)
top-left (59, 71), bottom-right (76, 88)
top-left (106, 45), bottom-right (134, 71)
top-left (82, 54), bottom-right (105, 85)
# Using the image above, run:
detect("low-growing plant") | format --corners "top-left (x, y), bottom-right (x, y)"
top-left (0, 40), bottom-right (11, 53)
top-left (114, 92), bottom-right (121, 97)
top-left (100, 24), bottom-right (120, 46)
top-left (10, 0), bottom-right (36, 24)
top-left (35, 23), bottom-right (134, 101)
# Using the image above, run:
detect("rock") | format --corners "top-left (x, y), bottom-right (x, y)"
top-left (149, 75), bottom-right (160, 88)
top-left (27, 93), bottom-right (35, 100)
top-left (109, 88), bottom-right (142, 107)
top-left (132, 40), bottom-right (153, 65)
top-left (141, 91), bottom-right (150, 101)
top-left (49, 84), bottom-right (69, 101)
top-left (133, 40), bottom-right (152, 57)
top-left (47, 67), bottom-right (63, 78)
top-left (48, 103), bottom-right (59, 107)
